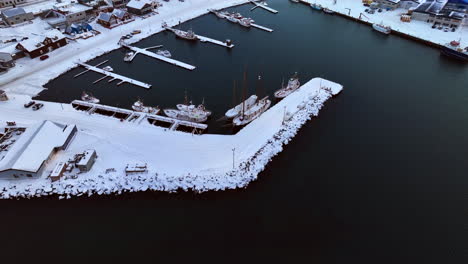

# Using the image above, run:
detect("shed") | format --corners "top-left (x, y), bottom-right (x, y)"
top-left (0, 7), bottom-right (34, 25)
top-left (50, 162), bottom-right (66, 181)
top-left (76, 149), bottom-right (97, 172)
top-left (126, 0), bottom-right (153, 15)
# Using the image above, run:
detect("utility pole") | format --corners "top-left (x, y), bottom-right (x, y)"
top-left (282, 106), bottom-right (287, 125)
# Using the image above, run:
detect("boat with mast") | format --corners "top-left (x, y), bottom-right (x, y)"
top-left (274, 73), bottom-right (300, 99)
top-left (163, 93), bottom-right (211, 123)
top-left (225, 80), bottom-right (258, 119)
top-left (232, 75), bottom-right (271, 126)
top-left (132, 99), bottom-right (160, 115)
top-left (81, 92), bottom-right (100, 103)
top-left (176, 92), bottom-right (212, 116)
top-left (372, 22), bottom-right (391, 35)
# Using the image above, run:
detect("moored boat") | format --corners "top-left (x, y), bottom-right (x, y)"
top-left (132, 99), bottom-right (160, 115)
top-left (233, 96), bottom-right (271, 126)
top-left (156, 50), bottom-right (172, 57)
top-left (123, 51), bottom-right (134, 62)
top-left (372, 23), bottom-right (391, 35)
top-left (225, 95), bottom-right (258, 119)
top-left (102, 66), bottom-right (113, 71)
top-left (239, 17), bottom-right (254, 27)
top-left (226, 14), bottom-right (239, 23)
top-left (274, 73), bottom-right (301, 99)
top-left (81, 92), bottom-right (100, 104)
top-left (323, 8), bottom-right (334, 14)
top-left (174, 28), bottom-right (198, 41)
top-left (163, 109), bottom-right (209, 123)
top-left (310, 3), bottom-right (322, 10)
top-left (440, 40), bottom-right (468, 62)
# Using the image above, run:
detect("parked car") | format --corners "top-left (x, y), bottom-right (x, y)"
top-left (378, 9), bottom-right (382, 12)
top-left (32, 103), bottom-right (43, 111)
top-left (24, 101), bottom-right (35, 108)
top-left (40, 55), bottom-right (49, 61)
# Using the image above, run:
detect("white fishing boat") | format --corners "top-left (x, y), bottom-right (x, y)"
top-left (174, 28), bottom-right (198, 41)
top-left (239, 17), bottom-right (254, 27)
top-left (102, 66), bottom-right (113, 71)
top-left (225, 95), bottom-right (258, 119)
top-left (372, 23), bottom-right (391, 35)
top-left (163, 109), bottom-right (208, 123)
top-left (233, 96), bottom-right (271, 126)
top-left (123, 52), bottom-right (134, 62)
top-left (226, 14), bottom-right (239, 23)
top-left (132, 99), bottom-right (160, 115)
top-left (274, 73), bottom-right (301, 99)
top-left (81, 92), bottom-right (100, 104)
top-left (156, 50), bottom-right (172, 57)
top-left (323, 8), bottom-right (334, 14)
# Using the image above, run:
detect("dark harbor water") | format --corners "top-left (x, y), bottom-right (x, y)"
top-left (2, 0), bottom-right (468, 262)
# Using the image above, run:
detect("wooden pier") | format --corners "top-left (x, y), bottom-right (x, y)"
top-left (251, 24), bottom-right (274, 32)
top-left (249, 1), bottom-right (278, 14)
top-left (165, 27), bottom-right (235, 48)
top-left (74, 62), bottom-right (152, 89)
top-left (71, 100), bottom-right (207, 133)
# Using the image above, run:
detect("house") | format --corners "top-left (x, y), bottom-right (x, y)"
top-left (0, 7), bottom-right (34, 26)
top-left (0, 121), bottom-right (77, 179)
top-left (126, 0), bottom-right (153, 16)
top-left (0, 0), bottom-right (26, 8)
top-left (44, 2), bottom-right (93, 28)
top-left (0, 52), bottom-right (15, 69)
top-left (373, 0), bottom-right (401, 9)
top-left (400, 0), bottom-right (422, 9)
top-left (412, 0), bottom-right (466, 29)
top-left (50, 162), bottom-right (67, 182)
top-left (76, 149), bottom-right (97, 172)
top-left (16, 30), bottom-right (68, 59)
top-left (96, 9), bottom-right (130, 28)
top-left (111, 0), bottom-right (129, 8)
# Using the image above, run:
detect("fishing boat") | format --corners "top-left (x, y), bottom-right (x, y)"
top-left (440, 40), bottom-right (468, 62)
top-left (372, 23), bottom-right (391, 35)
top-left (123, 51), bottom-right (134, 62)
top-left (156, 50), bottom-right (172, 57)
top-left (212, 9), bottom-right (229, 19)
top-left (274, 73), bottom-right (301, 99)
top-left (323, 8), bottom-right (334, 14)
top-left (132, 99), bottom-right (160, 115)
top-left (233, 96), bottom-right (271, 126)
top-left (163, 108), bottom-right (209, 123)
top-left (310, 3), bottom-right (322, 10)
top-left (226, 13), bottom-right (239, 23)
top-left (176, 94), bottom-right (212, 116)
top-left (225, 95), bottom-right (258, 119)
top-left (81, 92), bottom-right (100, 104)
top-left (102, 66), bottom-right (113, 71)
top-left (239, 17), bottom-right (254, 27)
top-left (174, 28), bottom-right (198, 41)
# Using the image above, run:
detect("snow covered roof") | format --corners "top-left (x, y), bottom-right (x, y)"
top-left (76, 149), bottom-right (96, 166)
top-left (1, 8), bottom-right (27, 18)
top-left (414, 0), bottom-right (448, 14)
top-left (98, 12), bottom-right (112, 22)
top-left (0, 52), bottom-right (13, 62)
top-left (0, 120), bottom-right (77, 174)
top-left (112, 9), bottom-right (127, 19)
top-left (54, 2), bottom-right (93, 14)
top-left (17, 30), bottom-right (65, 52)
top-left (126, 0), bottom-right (152, 10)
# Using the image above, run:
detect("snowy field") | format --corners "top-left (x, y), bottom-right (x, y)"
top-left (302, 0), bottom-right (468, 47)
top-left (0, 78), bottom-right (342, 198)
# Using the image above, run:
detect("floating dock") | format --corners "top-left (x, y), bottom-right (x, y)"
top-left (123, 45), bottom-right (196, 71)
top-left (249, 1), bottom-right (278, 14)
top-left (165, 27), bottom-right (234, 48)
top-left (71, 100), bottom-right (207, 133)
top-left (75, 62), bottom-right (152, 89)
top-left (251, 24), bottom-right (273, 32)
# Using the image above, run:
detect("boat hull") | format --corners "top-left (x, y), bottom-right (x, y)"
top-left (233, 99), bottom-right (271, 126)
top-left (372, 24), bottom-right (391, 35)
top-left (441, 47), bottom-right (468, 62)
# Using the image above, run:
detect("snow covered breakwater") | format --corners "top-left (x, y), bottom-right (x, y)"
top-left (0, 78), bottom-right (342, 199)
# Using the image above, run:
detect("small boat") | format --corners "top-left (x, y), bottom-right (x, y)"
top-left (163, 109), bottom-right (209, 123)
top-left (226, 14), bottom-right (239, 23)
top-left (132, 99), bottom-right (160, 114)
top-left (372, 23), bottom-right (391, 35)
top-left (440, 40), bottom-right (468, 62)
top-left (124, 51), bottom-right (134, 62)
top-left (310, 3), bottom-right (322, 10)
top-left (81, 92), bottom-right (100, 104)
top-left (233, 96), bottom-right (271, 126)
top-left (174, 28), bottom-right (198, 41)
top-left (274, 73), bottom-right (301, 99)
top-left (176, 94), bottom-right (212, 116)
top-left (290, 0), bottom-right (299, 2)
top-left (102, 66), bottom-right (113, 72)
top-left (323, 8), bottom-right (334, 14)
top-left (225, 95), bottom-right (258, 119)
top-left (212, 10), bottom-right (229, 19)
top-left (156, 50), bottom-right (172, 57)
top-left (239, 17), bottom-right (254, 27)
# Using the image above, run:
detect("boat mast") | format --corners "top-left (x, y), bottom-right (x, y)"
top-left (232, 80), bottom-right (237, 108)
top-left (242, 70), bottom-right (247, 118)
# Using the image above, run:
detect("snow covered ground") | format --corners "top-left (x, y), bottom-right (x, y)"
top-left (302, 0), bottom-right (468, 47)
top-left (0, 78), bottom-right (342, 198)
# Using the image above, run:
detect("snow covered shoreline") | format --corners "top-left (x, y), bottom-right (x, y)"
top-left (0, 78), bottom-right (343, 199)
top-left (0, 0), bottom-right (250, 97)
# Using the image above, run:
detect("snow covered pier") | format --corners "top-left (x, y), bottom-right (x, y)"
top-left (123, 45), bottom-right (196, 71)
top-left (75, 62), bottom-right (152, 89)
top-left (165, 27), bottom-right (235, 49)
top-left (251, 24), bottom-right (273, 32)
top-left (249, 1), bottom-right (278, 14)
